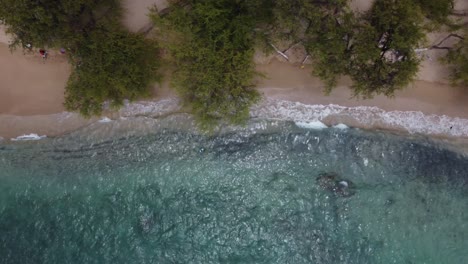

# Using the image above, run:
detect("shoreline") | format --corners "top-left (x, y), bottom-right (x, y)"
top-left (1, 44), bottom-right (468, 146)
top-left (1, 53), bottom-right (468, 145)
top-left (2, 97), bottom-right (468, 154)
top-left (1, 0), bottom-right (468, 148)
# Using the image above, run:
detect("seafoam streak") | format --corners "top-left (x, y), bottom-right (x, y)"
top-left (11, 133), bottom-right (47, 141)
top-left (250, 98), bottom-right (468, 137)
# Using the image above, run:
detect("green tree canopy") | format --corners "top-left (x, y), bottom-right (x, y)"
top-left (267, 0), bottom-right (452, 97)
top-left (0, 0), bottom-right (120, 49)
top-left (152, 0), bottom-right (261, 130)
top-left (445, 32), bottom-right (468, 87)
top-left (301, 0), bottom-right (355, 91)
top-left (348, 0), bottom-right (425, 97)
top-left (412, 0), bottom-right (455, 29)
top-left (1, 0), bottom-right (161, 116)
top-left (64, 30), bottom-right (160, 116)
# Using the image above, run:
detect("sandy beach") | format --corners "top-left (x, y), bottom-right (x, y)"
top-left (1, 0), bottom-right (467, 141)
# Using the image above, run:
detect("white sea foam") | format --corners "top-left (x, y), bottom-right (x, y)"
top-left (334, 124), bottom-right (349, 130)
top-left (119, 98), bottom-right (181, 117)
top-left (295, 121), bottom-right (328, 130)
top-left (11, 133), bottom-right (46, 141)
top-left (98, 117), bottom-right (112, 123)
top-left (13, 97), bottom-right (462, 140)
top-left (251, 98), bottom-right (468, 137)
top-left (363, 158), bottom-right (369, 167)
top-left (112, 98), bottom-right (468, 137)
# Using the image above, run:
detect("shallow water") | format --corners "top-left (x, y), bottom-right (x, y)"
top-left (1, 118), bottom-right (467, 263)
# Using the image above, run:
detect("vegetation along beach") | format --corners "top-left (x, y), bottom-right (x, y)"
top-left (0, 0), bottom-right (468, 263)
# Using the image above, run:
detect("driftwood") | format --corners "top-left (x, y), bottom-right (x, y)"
top-left (270, 43), bottom-right (289, 61)
top-left (430, 33), bottom-right (465, 50)
top-left (415, 34), bottom-right (465, 52)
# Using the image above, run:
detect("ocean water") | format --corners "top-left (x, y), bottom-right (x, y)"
top-left (0, 116), bottom-right (467, 264)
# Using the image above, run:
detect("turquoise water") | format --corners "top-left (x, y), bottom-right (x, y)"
top-left (1, 118), bottom-right (467, 263)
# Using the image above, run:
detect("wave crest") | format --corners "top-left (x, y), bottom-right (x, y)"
top-left (251, 99), bottom-right (468, 137)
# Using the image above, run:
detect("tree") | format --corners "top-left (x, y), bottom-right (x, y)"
top-left (152, 0), bottom-right (260, 130)
top-left (64, 30), bottom-right (160, 116)
top-left (348, 0), bottom-right (425, 97)
top-left (0, 0), bottom-right (120, 49)
top-left (267, 0), bottom-right (433, 97)
top-left (260, 0), bottom-right (356, 91)
top-left (444, 32), bottom-right (468, 87)
top-left (412, 0), bottom-right (455, 29)
top-left (301, 1), bottom-right (356, 91)
top-left (1, 0), bottom-right (161, 116)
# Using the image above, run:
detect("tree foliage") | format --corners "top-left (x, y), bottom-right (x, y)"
top-left (445, 33), bottom-right (468, 87)
top-left (152, 0), bottom-right (261, 130)
top-left (0, 0), bottom-right (120, 49)
top-left (267, 0), bottom-right (453, 97)
top-left (0, 0), bottom-right (161, 116)
top-left (412, 0), bottom-right (455, 29)
top-left (64, 30), bottom-right (160, 116)
top-left (301, 1), bottom-right (355, 91)
top-left (349, 0), bottom-right (424, 97)
top-left (1, 0), bottom-right (463, 125)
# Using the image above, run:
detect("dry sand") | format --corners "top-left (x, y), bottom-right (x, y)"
top-left (256, 60), bottom-right (468, 119)
top-left (0, 0), bottom-right (467, 140)
top-left (122, 0), bottom-right (168, 32)
top-left (0, 43), bottom-right (70, 115)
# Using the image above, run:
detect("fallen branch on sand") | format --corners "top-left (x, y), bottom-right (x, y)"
top-left (270, 43), bottom-right (289, 61)
top-left (416, 34), bottom-right (465, 51)
top-left (301, 54), bottom-right (310, 65)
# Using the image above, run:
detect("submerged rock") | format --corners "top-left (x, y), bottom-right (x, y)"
top-left (316, 172), bottom-right (355, 197)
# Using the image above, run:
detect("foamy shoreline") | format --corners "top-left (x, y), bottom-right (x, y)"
top-left (2, 98), bottom-right (468, 153)
top-left (1, 0), bottom-right (467, 149)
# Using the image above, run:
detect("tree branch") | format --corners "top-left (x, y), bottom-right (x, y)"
top-left (429, 33), bottom-right (465, 50)
top-left (301, 54), bottom-right (310, 65)
top-left (270, 43), bottom-right (289, 61)
top-left (282, 41), bottom-right (302, 53)
top-left (430, 46), bottom-right (453, 50)
top-left (451, 10), bottom-right (468, 17)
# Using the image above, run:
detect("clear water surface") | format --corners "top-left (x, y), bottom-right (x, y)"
top-left (0, 117), bottom-right (467, 263)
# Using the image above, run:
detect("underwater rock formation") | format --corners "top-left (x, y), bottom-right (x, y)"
top-left (316, 172), bottom-right (355, 197)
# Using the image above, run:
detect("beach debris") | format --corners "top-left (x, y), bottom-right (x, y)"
top-left (316, 172), bottom-right (355, 197)
top-left (270, 43), bottom-right (289, 61)
top-left (414, 48), bottom-right (428, 52)
top-left (415, 34), bottom-right (465, 53)
top-left (301, 54), bottom-right (310, 69)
